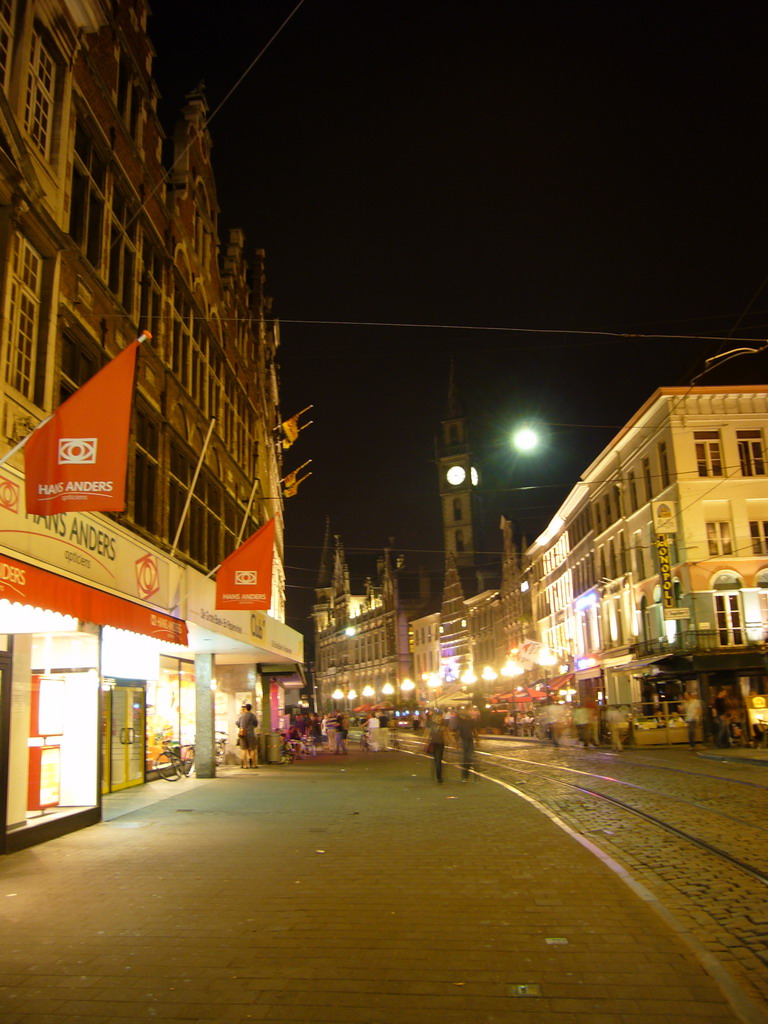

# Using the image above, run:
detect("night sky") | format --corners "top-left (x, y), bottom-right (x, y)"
top-left (147, 1), bottom-right (768, 637)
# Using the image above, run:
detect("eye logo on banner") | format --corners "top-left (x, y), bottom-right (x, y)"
top-left (235, 570), bottom-right (258, 586)
top-left (58, 438), bottom-right (97, 464)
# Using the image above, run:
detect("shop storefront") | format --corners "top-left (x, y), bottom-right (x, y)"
top-left (0, 466), bottom-right (305, 853)
top-left (0, 465), bottom-right (187, 853)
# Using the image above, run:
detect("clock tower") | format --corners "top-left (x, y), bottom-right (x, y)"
top-left (436, 364), bottom-right (481, 569)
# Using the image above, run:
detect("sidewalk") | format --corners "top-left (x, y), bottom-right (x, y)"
top-left (0, 747), bottom-right (755, 1024)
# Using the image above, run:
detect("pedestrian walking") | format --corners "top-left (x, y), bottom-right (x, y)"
top-left (335, 712), bottom-right (349, 754)
top-left (426, 713), bottom-right (447, 783)
top-left (366, 711), bottom-right (380, 751)
top-left (683, 691), bottom-right (703, 749)
top-left (307, 713), bottom-right (322, 755)
top-left (573, 703), bottom-right (591, 747)
top-left (237, 702), bottom-right (259, 768)
top-left (606, 705), bottom-right (625, 751)
top-left (456, 708), bottom-right (476, 781)
top-left (713, 687), bottom-right (731, 748)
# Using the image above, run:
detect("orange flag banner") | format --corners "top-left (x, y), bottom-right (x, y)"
top-left (24, 340), bottom-right (141, 516)
top-left (216, 518), bottom-right (275, 611)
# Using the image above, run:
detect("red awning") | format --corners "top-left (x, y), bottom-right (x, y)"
top-left (0, 551), bottom-right (187, 645)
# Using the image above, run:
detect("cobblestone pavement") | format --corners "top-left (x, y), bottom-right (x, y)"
top-left (0, 747), bottom-right (754, 1024)
top-left (415, 735), bottom-right (768, 1018)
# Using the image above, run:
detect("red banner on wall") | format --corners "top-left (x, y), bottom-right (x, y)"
top-left (215, 519), bottom-right (275, 610)
top-left (24, 340), bottom-right (140, 516)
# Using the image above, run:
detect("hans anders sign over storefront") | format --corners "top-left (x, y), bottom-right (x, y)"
top-left (0, 465), bottom-right (173, 607)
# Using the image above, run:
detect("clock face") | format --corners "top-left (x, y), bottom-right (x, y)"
top-left (471, 467), bottom-right (479, 486)
top-left (446, 465), bottom-right (466, 485)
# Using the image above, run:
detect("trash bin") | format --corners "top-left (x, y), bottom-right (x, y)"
top-left (266, 732), bottom-right (283, 763)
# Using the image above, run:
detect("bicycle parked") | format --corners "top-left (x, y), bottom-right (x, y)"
top-left (214, 732), bottom-right (227, 765)
top-left (154, 739), bottom-right (195, 780)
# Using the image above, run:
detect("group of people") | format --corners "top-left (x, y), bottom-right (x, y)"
top-left (424, 708), bottom-right (479, 783)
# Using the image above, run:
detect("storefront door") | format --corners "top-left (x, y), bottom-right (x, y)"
top-left (102, 680), bottom-right (145, 792)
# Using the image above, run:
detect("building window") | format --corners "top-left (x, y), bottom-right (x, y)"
top-left (627, 471), bottom-right (638, 513)
top-left (108, 188), bottom-right (137, 314)
top-left (0, 0), bottom-right (14, 89)
top-left (24, 28), bottom-right (56, 159)
top-left (139, 236), bottom-right (163, 338)
top-left (134, 406), bottom-right (159, 533)
top-left (634, 531), bottom-right (645, 579)
top-left (706, 521), bottom-right (732, 556)
top-left (594, 501), bottom-right (603, 534)
top-left (749, 520), bottom-right (768, 555)
top-left (658, 440), bottom-right (670, 488)
top-left (455, 530), bottom-right (464, 552)
top-left (453, 498), bottom-right (461, 522)
top-left (714, 592), bottom-right (744, 646)
top-left (4, 232), bottom-right (43, 400)
top-left (694, 431), bottom-right (723, 477)
top-left (603, 494), bottom-right (612, 527)
top-left (116, 49), bottom-right (142, 141)
top-left (59, 332), bottom-right (99, 404)
top-left (737, 430), bottom-right (765, 477)
top-left (70, 122), bottom-right (106, 267)
top-left (642, 457), bottom-right (653, 501)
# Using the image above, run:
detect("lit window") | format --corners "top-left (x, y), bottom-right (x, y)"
top-left (737, 430), bottom-right (765, 477)
top-left (24, 29), bottom-right (56, 159)
top-left (4, 232), bottom-right (43, 399)
top-left (694, 431), bottom-right (723, 477)
top-left (706, 521), bottom-right (732, 556)
top-left (0, 0), bottom-right (14, 89)
top-left (749, 520), bottom-right (768, 555)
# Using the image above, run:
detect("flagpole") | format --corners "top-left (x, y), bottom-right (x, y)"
top-left (170, 418), bottom-right (215, 559)
top-left (236, 477), bottom-right (261, 548)
top-left (0, 331), bottom-right (151, 472)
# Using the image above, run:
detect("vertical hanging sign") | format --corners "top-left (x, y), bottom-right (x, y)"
top-left (656, 533), bottom-right (674, 610)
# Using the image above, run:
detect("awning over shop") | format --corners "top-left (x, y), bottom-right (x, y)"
top-left (0, 551), bottom-right (187, 644)
top-left (434, 687), bottom-right (474, 706)
top-left (607, 654), bottom-right (671, 674)
top-left (547, 672), bottom-right (574, 689)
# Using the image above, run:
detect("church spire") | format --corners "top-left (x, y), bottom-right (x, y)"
top-left (446, 356), bottom-right (464, 419)
top-left (316, 515), bottom-right (332, 588)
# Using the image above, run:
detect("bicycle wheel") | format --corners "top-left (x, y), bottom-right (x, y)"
top-left (154, 751), bottom-right (181, 780)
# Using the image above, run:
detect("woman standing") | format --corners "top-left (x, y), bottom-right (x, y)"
top-left (237, 702), bottom-right (259, 768)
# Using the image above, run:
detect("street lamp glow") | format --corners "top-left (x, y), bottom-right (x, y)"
top-left (512, 426), bottom-right (539, 453)
top-left (347, 688), bottom-right (357, 700)
top-left (362, 685), bottom-right (375, 697)
top-left (382, 682), bottom-right (395, 696)
top-left (331, 688), bottom-right (344, 700)
top-left (401, 678), bottom-right (416, 692)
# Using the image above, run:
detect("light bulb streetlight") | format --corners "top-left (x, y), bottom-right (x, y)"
top-left (511, 425), bottom-right (539, 453)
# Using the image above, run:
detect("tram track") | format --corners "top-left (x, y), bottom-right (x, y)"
top-left (399, 734), bottom-right (768, 1016)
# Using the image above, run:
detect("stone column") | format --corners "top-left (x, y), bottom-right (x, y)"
top-left (194, 653), bottom-right (215, 778)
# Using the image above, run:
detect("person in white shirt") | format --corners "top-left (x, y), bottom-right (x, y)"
top-left (366, 712), bottom-right (380, 751)
top-left (683, 692), bottom-right (703, 749)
